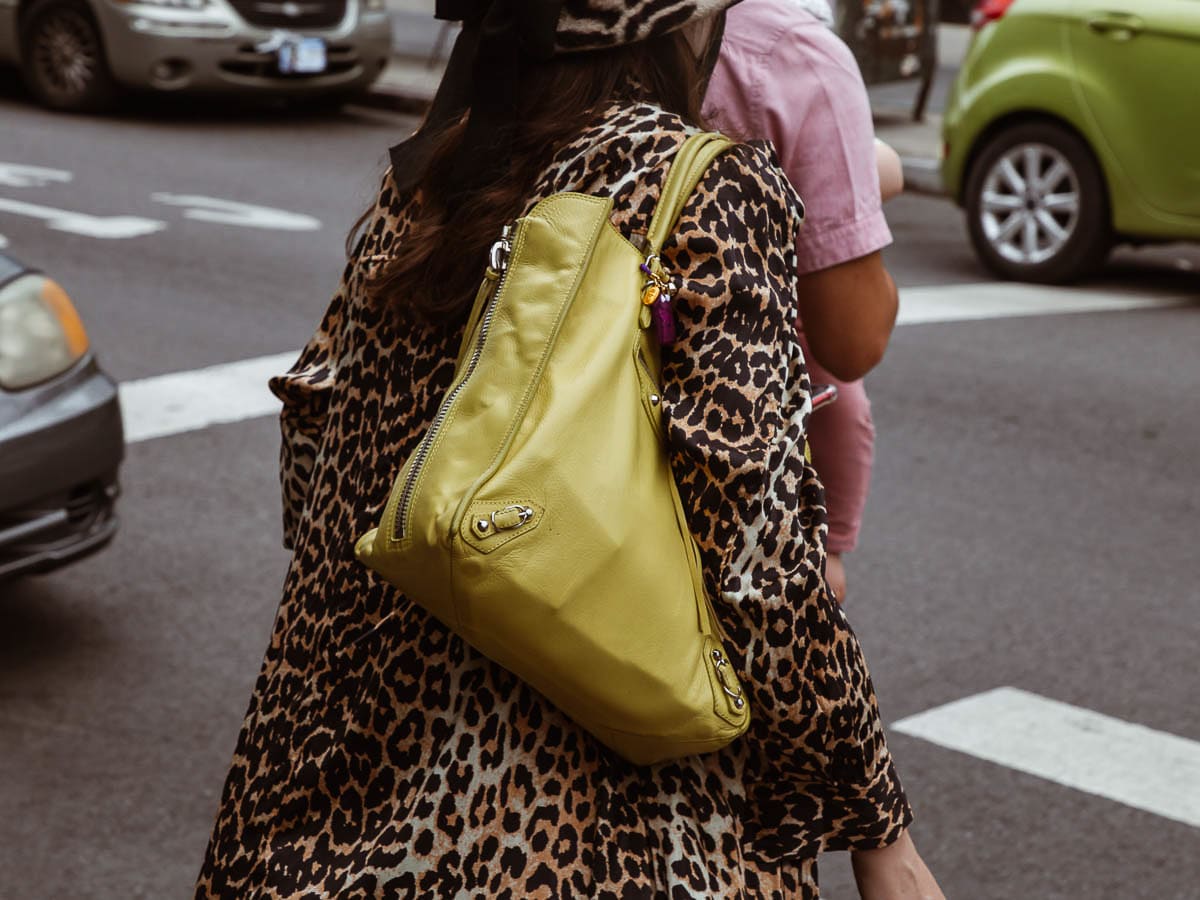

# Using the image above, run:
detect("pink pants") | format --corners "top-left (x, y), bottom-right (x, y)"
top-left (797, 331), bottom-right (874, 555)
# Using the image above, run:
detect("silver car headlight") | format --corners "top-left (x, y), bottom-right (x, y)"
top-left (0, 275), bottom-right (91, 390)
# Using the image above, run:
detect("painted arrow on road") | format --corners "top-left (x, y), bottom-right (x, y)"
top-left (0, 198), bottom-right (166, 240)
top-left (150, 193), bottom-right (321, 231)
top-left (0, 163), bottom-right (73, 189)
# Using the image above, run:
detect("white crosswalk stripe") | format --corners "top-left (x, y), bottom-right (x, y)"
top-left (893, 687), bottom-right (1200, 828)
top-left (118, 281), bottom-right (1191, 447)
top-left (119, 352), bottom-right (297, 444)
top-left (896, 281), bottom-right (1192, 325)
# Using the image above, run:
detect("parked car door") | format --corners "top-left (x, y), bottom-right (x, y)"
top-left (1067, 0), bottom-right (1200, 219)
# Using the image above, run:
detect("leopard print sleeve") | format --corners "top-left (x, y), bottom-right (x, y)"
top-left (661, 142), bottom-right (913, 859)
top-left (267, 275), bottom-right (349, 550)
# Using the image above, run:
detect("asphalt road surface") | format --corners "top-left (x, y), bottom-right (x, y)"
top-left (2, 91), bottom-right (1198, 900)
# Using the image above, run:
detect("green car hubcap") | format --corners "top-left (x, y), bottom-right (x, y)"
top-left (981, 143), bottom-right (1081, 266)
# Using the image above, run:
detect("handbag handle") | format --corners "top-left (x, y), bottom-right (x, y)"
top-left (644, 132), bottom-right (736, 257)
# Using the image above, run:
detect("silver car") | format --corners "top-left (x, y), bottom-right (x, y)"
top-left (0, 253), bottom-right (123, 579)
top-left (0, 0), bottom-right (391, 111)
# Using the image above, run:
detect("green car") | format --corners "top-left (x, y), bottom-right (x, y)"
top-left (942, 0), bottom-right (1200, 282)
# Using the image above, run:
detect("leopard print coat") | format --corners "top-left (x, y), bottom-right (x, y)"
top-left (195, 102), bottom-right (911, 899)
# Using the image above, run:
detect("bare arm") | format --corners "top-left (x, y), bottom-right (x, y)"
top-left (875, 139), bottom-right (905, 202)
top-left (795, 250), bottom-right (898, 382)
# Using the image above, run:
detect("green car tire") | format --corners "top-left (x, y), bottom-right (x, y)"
top-left (964, 121), bottom-right (1113, 284)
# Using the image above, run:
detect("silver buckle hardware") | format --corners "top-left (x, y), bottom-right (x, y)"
top-left (490, 505), bottom-right (535, 531)
top-left (711, 648), bottom-right (746, 710)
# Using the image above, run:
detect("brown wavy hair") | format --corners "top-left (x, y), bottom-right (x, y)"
top-left (351, 28), bottom-right (711, 322)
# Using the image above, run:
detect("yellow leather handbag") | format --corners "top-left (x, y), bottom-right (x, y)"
top-left (356, 133), bottom-right (750, 765)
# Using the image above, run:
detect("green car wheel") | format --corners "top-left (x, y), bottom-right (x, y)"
top-left (964, 122), bottom-right (1112, 284)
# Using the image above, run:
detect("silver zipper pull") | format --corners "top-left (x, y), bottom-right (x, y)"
top-left (488, 224), bottom-right (514, 273)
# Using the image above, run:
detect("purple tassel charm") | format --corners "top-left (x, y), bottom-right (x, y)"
top-left (639, 256), bottom-right (677, 344)
top-left (652, 295), bottom-right (676, 345)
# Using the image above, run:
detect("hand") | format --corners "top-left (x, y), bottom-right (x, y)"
top-left (851, 829), bottom-right (946, 900)
top-left (826, 552), bottom-right (848, 605)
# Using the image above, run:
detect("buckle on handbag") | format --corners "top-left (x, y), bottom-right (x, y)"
top-left (711, 648), bottom-right (746, 710)
top-left (475, 505), bottom-right (535, 535)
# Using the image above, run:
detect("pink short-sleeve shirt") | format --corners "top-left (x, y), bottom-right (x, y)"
top-left (704, 0), bottom-right (889, 554)
top-left (704, 0), bottom-right (893, 274)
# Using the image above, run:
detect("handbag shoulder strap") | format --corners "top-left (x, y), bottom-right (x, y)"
top-left (644, 131), bottom-right (736, 257)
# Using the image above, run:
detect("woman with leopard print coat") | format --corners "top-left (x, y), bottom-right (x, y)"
top-left (195, 1), bottom-right (943, 897)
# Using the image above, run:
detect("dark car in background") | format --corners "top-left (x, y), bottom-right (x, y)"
top-left (0, 0), bottom-right (391, 111)
top-left (0, 253), bottom-right (123, 580)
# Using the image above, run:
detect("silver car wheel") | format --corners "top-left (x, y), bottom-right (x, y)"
top-left (32, 8), bottom-right (98, 99)
top-left (979, 143), bottom-right (1081, 266)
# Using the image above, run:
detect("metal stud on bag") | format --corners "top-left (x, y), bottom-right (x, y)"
top-left (711, 648), bottom-right (745, 710)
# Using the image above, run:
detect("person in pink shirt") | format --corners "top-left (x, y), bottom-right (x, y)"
top-left (705, 0), bottom-right (901, 606)
top-left (706, 2), bottom-right (945, 897)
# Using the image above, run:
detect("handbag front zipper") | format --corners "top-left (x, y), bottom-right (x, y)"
top-left (392, 223), bottom-right (514, 541)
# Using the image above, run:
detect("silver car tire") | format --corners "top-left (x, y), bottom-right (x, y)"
top-left (20, 0), bottom-right (117, 112)
top-left (965, 121), bottom-right (1111, 284)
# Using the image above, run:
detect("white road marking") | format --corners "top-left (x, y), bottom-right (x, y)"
top-left (0, 198), bottom-right (166, 240)
top-left (118, 281), bottom-right (1189, 445)
top-left (893, 687), bottom-right (1200, 828)
top-left (0, 163), bottom-right (322, 239)
top-left (150, 193), bottom-right (321, 231)
top-left (120, 352), bottom-right (297, 444)
top-left (897, 282), bottom-right (1193, 326)
top-left (0, 163), bottom-right (73, 189)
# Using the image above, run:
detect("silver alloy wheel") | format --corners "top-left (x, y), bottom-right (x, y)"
top-left (32, 8), bottom-right (98, 99)
top-left (979, 143), bottom-right (1081, 266)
